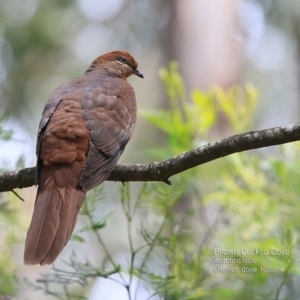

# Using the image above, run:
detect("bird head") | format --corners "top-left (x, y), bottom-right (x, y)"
top-left (86, 50), bottom-right (144, 79)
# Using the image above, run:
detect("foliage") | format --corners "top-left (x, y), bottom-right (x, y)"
top-left (0, 115), bottom-right (18, 297)
top-left (0, 196), bottom-right (18, 296)
top-left (0, 113), bottom-right (13, 145)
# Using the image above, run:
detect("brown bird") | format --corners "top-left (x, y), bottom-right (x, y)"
top-left (24, 50), bottom-right (143, 265)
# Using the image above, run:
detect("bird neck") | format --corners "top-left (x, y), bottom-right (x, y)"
top-left (85, 61), bottom-right (126, 79)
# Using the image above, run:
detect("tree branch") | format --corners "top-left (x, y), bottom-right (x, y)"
top-left (1, 122), bottom-right (300, 193)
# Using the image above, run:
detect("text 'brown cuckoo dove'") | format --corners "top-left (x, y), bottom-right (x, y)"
top-left (24, 50), bottom-right (143, 265)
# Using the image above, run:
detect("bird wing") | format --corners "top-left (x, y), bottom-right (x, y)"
top-left (35, 80), bottom-right (82, 184)
top-left (79, 78), bottom-right (137, 192)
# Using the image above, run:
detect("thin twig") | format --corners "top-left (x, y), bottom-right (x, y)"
top-left (11, 189), bottom-right (25, 201)
top-left (84, 196), bottom-right (127, 286)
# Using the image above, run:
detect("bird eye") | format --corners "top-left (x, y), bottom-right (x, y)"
top-left (119, 57), bottom-right (127, 63)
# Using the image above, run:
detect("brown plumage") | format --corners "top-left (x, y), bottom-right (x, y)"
top-left (24, 50), bottom-right (143, 265)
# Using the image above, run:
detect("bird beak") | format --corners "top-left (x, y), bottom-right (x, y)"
top-left (133, 69), bottom-right (144, 78)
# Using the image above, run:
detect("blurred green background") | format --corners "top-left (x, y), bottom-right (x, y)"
top-left (1, 0), bottom-right (300, 299)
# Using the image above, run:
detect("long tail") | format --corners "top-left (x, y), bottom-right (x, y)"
top-left (24, 165), bottom-right (86, 265)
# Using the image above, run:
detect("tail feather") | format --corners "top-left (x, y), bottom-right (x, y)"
top-left (40, 188), bottom-right (85, 265)
top-left (24, 164), bottom-right (86, 265)
top-left (24, 189), bottom-right (60, 264)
